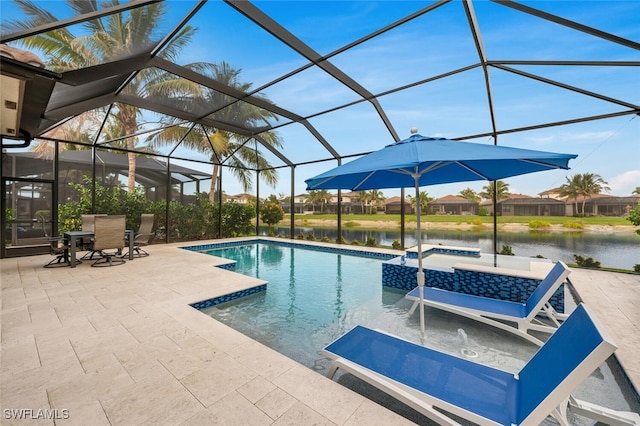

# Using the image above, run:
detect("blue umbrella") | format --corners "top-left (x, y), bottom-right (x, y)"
top-left (305, 130), bottom-right (577, 336)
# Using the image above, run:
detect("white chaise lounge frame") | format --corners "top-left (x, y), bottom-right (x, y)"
top-left (405, 260), bottom-right (571, 346)
top-left (323, 303), bottom-right (639, 425)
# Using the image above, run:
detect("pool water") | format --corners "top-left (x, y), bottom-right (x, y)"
top-left (198, 242), bottom-right (639, 424)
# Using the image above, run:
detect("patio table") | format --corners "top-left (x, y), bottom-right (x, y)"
top-left (64, 229), bottom-right (134, 267)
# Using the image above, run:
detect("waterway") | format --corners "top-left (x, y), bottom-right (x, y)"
top-left (260, 225), bottom-right (639, 270)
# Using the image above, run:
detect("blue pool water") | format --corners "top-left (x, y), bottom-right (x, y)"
top-left (199, 243), bottom-right (415, 371)
top-left (196, 241), bottom-right (639, 423)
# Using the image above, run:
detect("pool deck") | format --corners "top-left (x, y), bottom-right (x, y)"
top-left (1, 237), bottom-right (638, 425)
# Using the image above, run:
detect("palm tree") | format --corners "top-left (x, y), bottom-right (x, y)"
top-left (407, 191), bottom-right (431, 215)
top-left (480, 180), bottom-right (510, 201)
top-left (458, 187), bottom-right (480, 202)
top-left (307, 190), bottom-right (332, 213)
top-left (632, 187), bottom-right (640, 195)
top-left (578, 173), bottom-right (610, 215)
top-left (367, 190), bottom-right (386, 214)
top-left (559, 173), bottom-right (610, 216)
top-left (147, 62), bottom-right (282, 201)
top-left (4, 1), bottom-right (198, 192)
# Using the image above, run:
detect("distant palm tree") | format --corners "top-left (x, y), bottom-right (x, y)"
top-left (458, 187), bottom-right (480, 202)
top-left (633, 187), bottom-right (640, 195)
top-left (307, 190), bottom-right (332, 213)
top-left (480, 180), bottom-right (510, 201)
top-left (559, 173), bottom-right (610, 216)
top-left (407, 191), bottom-right (431, 214)
top-left (4, 1), bottom-right (198, 192)
top-left (366, 190), bottom-right (386, 214)
top-left (148, 62), bottom-right (282, 201)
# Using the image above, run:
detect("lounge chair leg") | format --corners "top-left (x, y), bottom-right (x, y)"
top-left (327, 363), bottom-right (340, 379)
top-left (568, 396), bottom-right (640, 425)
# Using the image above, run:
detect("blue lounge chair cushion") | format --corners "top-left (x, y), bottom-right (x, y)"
top-left (406, 286), bottom-right (528, 318)
top-left (324, 304), bottom-right (614, 425)
top-left (325, 325), bottom-right (518, 424)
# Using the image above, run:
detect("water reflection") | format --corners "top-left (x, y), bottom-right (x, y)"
top-left (262, 226), bottom-right (639, 269)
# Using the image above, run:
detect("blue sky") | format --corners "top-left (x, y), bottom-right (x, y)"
top-left (2, 1), bottom-right (638, 198)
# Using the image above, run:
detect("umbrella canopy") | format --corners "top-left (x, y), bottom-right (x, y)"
top-left (305, 133), bottom-right (577, 191)
top-left (305, 132), bottom-right (577, 337)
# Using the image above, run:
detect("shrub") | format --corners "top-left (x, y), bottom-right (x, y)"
top-left (260, 202), bottom-right (284, 231)
top-left (365, 236), bottom-right (377, 247)
top-left (344, 221), bottom-right (359, 228)
top-left (574, 254), bottom-right (601, 268)
top-left (499, 245), bottom-right (514, 256)
top-left (563, 221), bottom-right (584, 229)
top-left (529, 220), bottom-right (551, 229)
top-left (306, 233), bottom-right (316, 241)
top-left (391, 239), bottom-right (401, 249)
top-left (471, 218), bottom-right (483, 226)
top-left (634, 264), bottom-right (640, 273)
top-left (350, 239), bottom-right (361, 246)
top-left (336, 235), bottom-right (346, 244)
top-left (296, 231), bottom-right (305, 240)
top-left (321, 236), bottom-right (331, 243)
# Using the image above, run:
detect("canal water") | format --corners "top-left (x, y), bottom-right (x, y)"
top-left (261, 226), bottom-right (639, 270)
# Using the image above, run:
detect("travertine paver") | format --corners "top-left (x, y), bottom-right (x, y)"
top-left (1, 238), bottom-right (638, 425)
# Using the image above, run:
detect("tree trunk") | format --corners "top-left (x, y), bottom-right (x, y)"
top-left (210, 164), bottom-right (219, 202)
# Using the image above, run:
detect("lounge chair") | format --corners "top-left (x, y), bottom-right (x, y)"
top-left (323, 303), bottom-right (639, 426)
top-left (405, 260), bottom-right (571, 346)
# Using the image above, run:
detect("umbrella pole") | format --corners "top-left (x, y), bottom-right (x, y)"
top-left (414, 175), bottom-right (425, 339)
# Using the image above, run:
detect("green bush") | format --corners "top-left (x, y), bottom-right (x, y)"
top-left (563, 221), bottom-right (584, 229)
top-left (574, 254), bottom-right (601, 268)
top-left (297, 231), bottom-right (306, 240)
top-left (499, 245), bottom-right (514, 255)
top-left (633, 264), bottom-right (640, 273)
top-left (350, 239), bottom-right (361, 246)
top-left (56, 178), bottom-right (254, 241)
top-left (336, 235), bottom-right (346, 244)
top-left (529, 220), bottom-right (551, 229)
top-left (365, 236), bottom-right (377, 247)
top-left (343, 221), bottom-right (358, 228)
top-left (306, 233), bottom-right (316, 241)
top-left (391, 239), bottom-right (401, 249)
top-left (321, 236), bottom-right (331, 243)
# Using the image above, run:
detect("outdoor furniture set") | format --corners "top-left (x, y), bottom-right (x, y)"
top-left (45, 213), bottom-right (154, 268)
top-left (324, 261), bottom-right (640, 425)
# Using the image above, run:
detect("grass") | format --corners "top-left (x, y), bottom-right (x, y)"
top-left (285, 214), bottom-right (631, 227)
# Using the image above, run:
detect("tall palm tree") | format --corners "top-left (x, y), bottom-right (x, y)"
top-left (307, 190), bottom-right (332, 213)
top-left (458, 187), bottom-right (480, 202)
top-left (147, 62), bottom-right (282, 201)
top-left (480, 180), bottom-right (510, 201)
top-left (559, 173), bottom-right (610, 216)
top-left (4, 0), bottom-right (197, 192)
top-left (577, 173), bottom-right (610, 215)
top-left (367, 190), bottom-right (386, 214)
top-left (558, 174), bottom-right (581, 215)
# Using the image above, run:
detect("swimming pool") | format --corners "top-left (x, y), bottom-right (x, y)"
top-left (192, 240), bottom-right (639, 424)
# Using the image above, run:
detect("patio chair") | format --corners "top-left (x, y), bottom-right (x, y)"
top-left (91, 215), bottom-right (126, 267)
top-left (122, 213), bottom-right (154, 258)
top-left (323, 303), bottom-right (639, 426)
top-left (44, 236), bottom-right (74, 268)
top-left (80, 213), bottom-right (107, 259)
top-left (405, 260), bottom-right (571, 346)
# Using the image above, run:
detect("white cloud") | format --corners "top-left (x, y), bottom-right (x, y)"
top-left (608, 170), bottom-right (640, 196)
